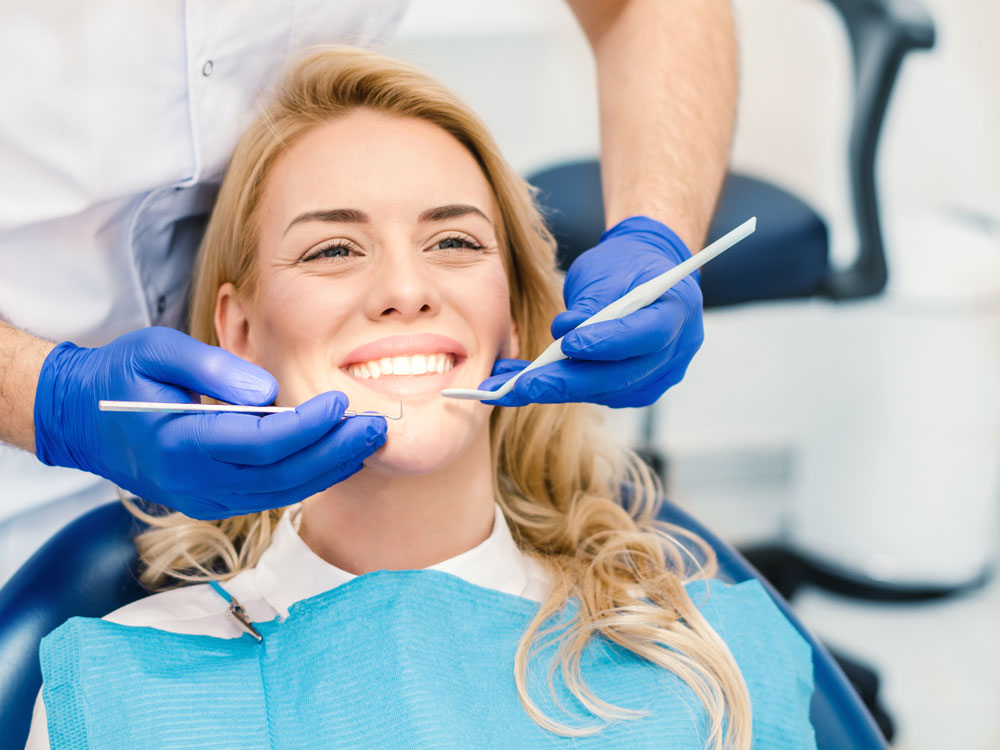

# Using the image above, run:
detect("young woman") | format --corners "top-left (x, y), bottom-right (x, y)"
top-left (28, 48), bottom-right (814, 750)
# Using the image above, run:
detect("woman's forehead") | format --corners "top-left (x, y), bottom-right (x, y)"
top-left (261, 111), bottom-right (497, 231)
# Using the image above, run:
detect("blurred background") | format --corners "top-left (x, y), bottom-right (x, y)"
top-left (380, 0), bottom-right (1000, 748)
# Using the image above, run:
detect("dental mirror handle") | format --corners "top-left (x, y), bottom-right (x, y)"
top-left (98, 400), bottom-right (403, 419)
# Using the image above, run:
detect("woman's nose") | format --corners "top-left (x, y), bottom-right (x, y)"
top-left (364, 241), bottom-right (442, 321)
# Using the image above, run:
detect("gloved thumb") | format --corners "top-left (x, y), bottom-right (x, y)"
top-left (132, 327), bottom-right (278, 406)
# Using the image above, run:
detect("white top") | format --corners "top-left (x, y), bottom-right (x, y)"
top-left (0, 0), bottom-right (410, 518)
top-left (24, 503), bottom-right (552, 749)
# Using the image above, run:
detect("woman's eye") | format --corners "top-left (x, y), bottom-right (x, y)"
top-left (301, 243), bottom-right (355, 262)
top-left (433, 235), bottom-right (484, 252)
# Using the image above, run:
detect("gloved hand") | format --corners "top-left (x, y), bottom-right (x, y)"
top-left (479, 215), bottom-right (704, 408)
top-left (34, 327), bottom-right (386, 519)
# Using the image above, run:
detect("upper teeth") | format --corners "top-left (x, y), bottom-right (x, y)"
top-left (347, 353), bottom-right (456, 379)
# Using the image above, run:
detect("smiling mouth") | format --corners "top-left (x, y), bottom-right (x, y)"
top-left (343, 353), bottom-right (459, 380)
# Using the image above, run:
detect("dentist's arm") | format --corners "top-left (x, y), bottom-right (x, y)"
top-left (572, 0), bottom-right (737, 247)
top-left (2, 323), bottom-right (386, 519)
top-left (0, 321), bottom-right (55, 451)
top-left (484, 0), bottom-right (738, 407)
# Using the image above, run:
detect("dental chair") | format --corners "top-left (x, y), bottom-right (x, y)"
top-left (0, 495), bottom-right (887, 749)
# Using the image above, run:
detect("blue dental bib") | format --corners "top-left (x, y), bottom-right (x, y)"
top-left (40, 570), bottom-right (815, 748)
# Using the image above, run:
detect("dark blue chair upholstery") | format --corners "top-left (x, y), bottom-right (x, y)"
top-left (0, 497), bottom-right (886, 749)
top-left (0, 501), bottom-right (148, 745)
top-left (530, 164), bottom-right (831, 308)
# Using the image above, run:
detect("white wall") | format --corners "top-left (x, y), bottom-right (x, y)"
top-left (383, 0), bottom-right (599, 175)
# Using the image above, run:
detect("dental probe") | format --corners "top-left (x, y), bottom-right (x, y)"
top-left (441, 216), bottom-right (757, 402)
top-left (98, 400), bottom-right (403, 420)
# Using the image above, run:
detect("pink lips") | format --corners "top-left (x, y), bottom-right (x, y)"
top-left (339, 333), bottom-right (468, 368)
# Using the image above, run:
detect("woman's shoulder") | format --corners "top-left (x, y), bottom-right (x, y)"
top-left (683, 577), bottom-right (809, 654)
top-left (683, 577), bottom-right (817, 747)
top-left (682, 576), bottom-right (813, 676)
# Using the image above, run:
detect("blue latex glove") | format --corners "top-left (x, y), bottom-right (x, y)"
top-left (480, 215), bottom-right (704, 408)
top-left (34, 327), bottom-right (387, 520)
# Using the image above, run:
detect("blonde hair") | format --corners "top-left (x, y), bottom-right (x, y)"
top-left (124, 47), bottom-right (752, 749)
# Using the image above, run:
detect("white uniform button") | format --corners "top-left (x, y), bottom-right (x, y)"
top-left (202, 60), bottom-right (214, 77)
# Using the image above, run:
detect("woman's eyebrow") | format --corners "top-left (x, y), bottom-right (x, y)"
top-left (419, 204), bottom-right (490, 224)
top-left (283, 204), bottom-right (490, 237)
top-left (284, 208), bottom-right (368, 236)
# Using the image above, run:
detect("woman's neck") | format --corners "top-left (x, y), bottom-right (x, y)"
top-left (297, 429), bottom-right (497, 575)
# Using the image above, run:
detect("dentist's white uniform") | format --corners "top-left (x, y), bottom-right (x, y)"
top-left (0, 0), bottom-right (410, 583)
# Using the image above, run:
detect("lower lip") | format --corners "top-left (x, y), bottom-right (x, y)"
top-left (339, 358), bottom-right (466, 397)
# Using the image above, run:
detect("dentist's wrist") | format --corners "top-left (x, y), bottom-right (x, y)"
top-left (34, 341), bottom-right (93, 470)
top-left (0, 322), bottom-right (57, 453)
top-left (600, 215), bottom-right (699, 283)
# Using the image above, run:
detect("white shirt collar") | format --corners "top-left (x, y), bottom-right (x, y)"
top-left (252, 503), bottom-right (550, 619)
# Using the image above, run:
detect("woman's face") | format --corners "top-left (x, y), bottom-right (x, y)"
top-left (216, 109), bottom-right (517, 476)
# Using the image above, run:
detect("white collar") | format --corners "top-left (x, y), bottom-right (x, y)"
top-left (252, 503), bottom-right (550, 619)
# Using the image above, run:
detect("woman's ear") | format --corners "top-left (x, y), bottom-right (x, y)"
top-left (215, 282), bottom-right (257, 362)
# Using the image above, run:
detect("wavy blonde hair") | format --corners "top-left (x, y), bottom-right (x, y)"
top-left (124, 47), bottom-right (752, 749)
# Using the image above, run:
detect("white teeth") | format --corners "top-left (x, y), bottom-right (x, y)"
top-left (392, 356), bottom-right (410, 375)
top-left (346, 353), bottom-right (456, 379)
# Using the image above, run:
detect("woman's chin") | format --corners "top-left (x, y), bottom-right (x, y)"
top-left (360, 439), bottom-right (459, 477)
top-left (340, 391), bottom-right (487, 476)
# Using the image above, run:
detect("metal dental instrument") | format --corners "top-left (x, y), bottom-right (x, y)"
top-left (441, 216), bottom-right (757, 402)
top-left (98, 400), bottom-right (404, 420)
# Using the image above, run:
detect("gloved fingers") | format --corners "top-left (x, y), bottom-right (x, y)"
top-left (183, 391), bottom-right (350, 466)
top-left (233, 459), bottom-right (368, 513)
top-left (512, 358), bottom-right (685, 409)
top-left (131, 327), bottom-right (279, 406)
top-left (461, 358), bottom-right (529, 406)
top-left (559, 298), bottom-right (688, 362)
top-left (171, 496), bottom-right (236, 522)
top-left (591, 360), bottom-right (692, 408)
top-left (474, 371), bottom-right (531, 407)
top-left (490, 357), bottom-right (531, 376)
top-left (479, 387), bottom-right (534, 407)
top-left (276, 460), bottom-right (368, 506)
top-left (124, 478), bottom-right (236, 521)
top-left (504, 354), bottom-right (662, 405)
top-left (479, 356), bottom-right (631, 406)
top-left (221, 414), bottom-right (385, 494)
